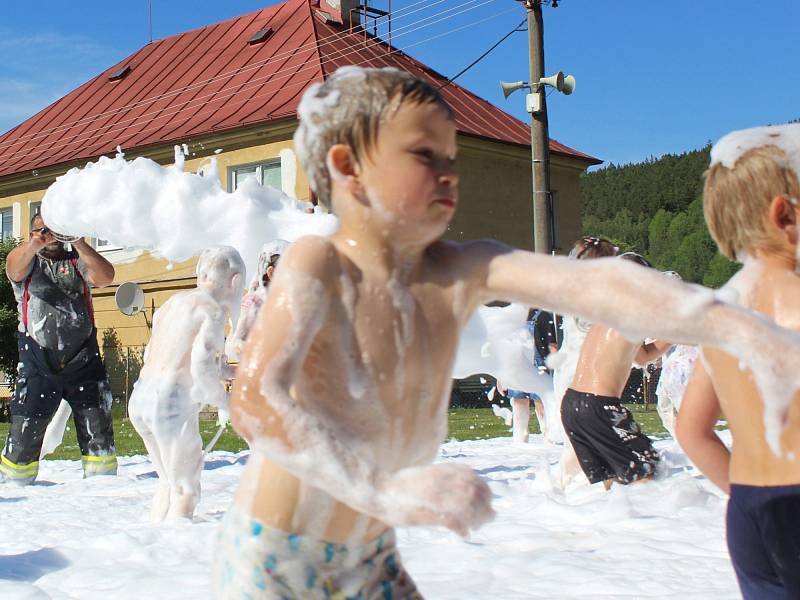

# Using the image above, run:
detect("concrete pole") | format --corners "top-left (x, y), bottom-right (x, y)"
top-left (527, 1), bottom-right (553, 253)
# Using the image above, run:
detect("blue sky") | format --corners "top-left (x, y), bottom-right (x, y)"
top-left (0, 0), bottom-right (797, 168)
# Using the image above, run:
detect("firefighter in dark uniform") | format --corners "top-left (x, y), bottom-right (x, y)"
top-left (1, 213), bottom-right (117, 484)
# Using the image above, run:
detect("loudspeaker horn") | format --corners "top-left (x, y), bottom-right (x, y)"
top-left (499, 80), bottom-right (528, 99)
top-left (539, 72), bottom-right (565, 92)
top-left (115, 281), bottom-right (145, 316)
top-left (562, 74), bottom-right (576, 95)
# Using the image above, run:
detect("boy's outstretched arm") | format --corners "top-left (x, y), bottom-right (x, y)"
top-left (231, 237), bottom-right (493, 536)
top-left (676, 360), bottom-right (730, 493)
top-left (468, 242), bottom-right (800, 452)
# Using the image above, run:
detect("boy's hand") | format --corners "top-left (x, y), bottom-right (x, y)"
top-left (381, 463), bottom-right (495, 537)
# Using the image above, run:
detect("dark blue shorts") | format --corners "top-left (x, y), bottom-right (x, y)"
top-left (727, 483), bottom-right (800, 599)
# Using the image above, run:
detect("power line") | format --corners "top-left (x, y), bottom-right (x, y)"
top-left (439, 17), bottom-right (526, 90)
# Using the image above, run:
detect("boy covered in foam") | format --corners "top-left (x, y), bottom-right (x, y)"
top-left (676, 123), bottom-right (800, 599)
top-left (129, 246), bottom-right (244, 521)
top-left (561, 253), bottom-right (673, 487)
top-left (218, 68), bottom-right (800, 599)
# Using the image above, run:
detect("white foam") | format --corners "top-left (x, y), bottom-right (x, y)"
top-left (40, 152), bottom-right (339, 278)
top-left (710, 123), bottom-right (800, 173)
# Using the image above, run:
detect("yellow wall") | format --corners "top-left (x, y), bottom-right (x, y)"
top-left (0, 132), bottom-right (594, 358)
top-left (451, 137), bottom-right (588, 252)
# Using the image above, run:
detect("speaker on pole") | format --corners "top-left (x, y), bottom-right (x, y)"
top-left (499, 80), bottom-right (528, 99)
top-left (562, 75), bottom-right (576, 95)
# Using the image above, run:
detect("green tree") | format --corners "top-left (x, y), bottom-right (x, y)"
top-left (0, 237), bottom-right (21, 387)
top-left (703, 253), bottom-right (742, 288)
top-left (646, 208), bottom-right (674, 269)
top-left (101, 328), bottom-right (143, 413)
top-left (672, 231), bottom-right (717, 283)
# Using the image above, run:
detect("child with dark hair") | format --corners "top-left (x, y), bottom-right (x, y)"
top-left (561, 253), bottom-right (671, 487)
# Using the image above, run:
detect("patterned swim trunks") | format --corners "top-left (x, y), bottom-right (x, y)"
top-left (213, 505), bottom-right (423, 599)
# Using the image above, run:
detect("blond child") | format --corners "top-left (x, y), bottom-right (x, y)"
top-left (217, 68), bottom-right (800, 599)
top-left (129, 246), bottom-right (244, 521)
top-left (676, 124), bottom-right (800, 599)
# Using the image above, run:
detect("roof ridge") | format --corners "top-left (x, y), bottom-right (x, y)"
top-left (146, 0), bottom-right (297, 46)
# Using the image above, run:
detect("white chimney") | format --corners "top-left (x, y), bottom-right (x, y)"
top-left (318, 0), bottom-right (359, 28)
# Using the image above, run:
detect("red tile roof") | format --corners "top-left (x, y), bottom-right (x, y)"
top-left (0, 0), bottom-right (600, 180)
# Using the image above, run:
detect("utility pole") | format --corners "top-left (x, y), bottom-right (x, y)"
top-left (526, 0), bottom-right (552, 254)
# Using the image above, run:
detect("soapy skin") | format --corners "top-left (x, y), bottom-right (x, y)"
top-left (230, 99), bottom-right (800, 547)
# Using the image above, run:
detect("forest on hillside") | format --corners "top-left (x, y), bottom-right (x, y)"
top-left (580, 145), bottom-right (740, 287)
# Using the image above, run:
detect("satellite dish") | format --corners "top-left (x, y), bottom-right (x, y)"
top-left (115, 281), bottom-right (145, 316)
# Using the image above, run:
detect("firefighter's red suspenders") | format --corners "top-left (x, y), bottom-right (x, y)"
top-left (22, 257), bottom-right (95, 331)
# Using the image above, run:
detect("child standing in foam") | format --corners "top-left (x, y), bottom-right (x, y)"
top-left (676, 124), bottom-right (800, 599)
top-left (217, 68), bottom-right (800, 599)
top-left (549, 237), bottom-right (618, 487)
top-left (561, 253), bottom-right (673, 488)
top-left (227, 239), bottom-right (288, 362)
top-left (129, 246), bottom-right (244, 522)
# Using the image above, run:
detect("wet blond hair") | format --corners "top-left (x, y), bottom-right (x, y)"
top-left (704, 145), bottom-right (800, 261)
top-left (293, 66), bottom-right (453, 211)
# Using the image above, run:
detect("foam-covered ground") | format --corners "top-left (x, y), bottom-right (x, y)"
top-left (0, 435), bottom-right (738, 599)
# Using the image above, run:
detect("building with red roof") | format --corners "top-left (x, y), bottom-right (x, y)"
top-left (0, 0), bottom-right (600, 388)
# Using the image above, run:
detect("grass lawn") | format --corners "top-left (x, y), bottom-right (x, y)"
top-left (0, 404), bottom-right (674, 461)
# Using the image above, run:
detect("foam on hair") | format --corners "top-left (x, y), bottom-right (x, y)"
top-left (196, 245), bottom-right (246, 285)
top-left (293, 66), bottom-right (452, 210)
top-left (705, 124), bottom-right (800, 261)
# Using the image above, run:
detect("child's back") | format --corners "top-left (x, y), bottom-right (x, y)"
top-left (139, 289), bottom-right (224, 387)
top-left (703, 265), bottom-right (800, 485)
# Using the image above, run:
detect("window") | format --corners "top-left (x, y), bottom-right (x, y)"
top-left (0, 208), bottom-right (12, 240)
top-left (29, 201), bottom-right (41, 220)
top-left (96, 238), bottom-right (115, 249)
top-left (229, 160), bottom-right (282, 192)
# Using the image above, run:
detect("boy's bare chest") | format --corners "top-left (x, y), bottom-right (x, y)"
top-left (327, 281), bottom-right (459, 391)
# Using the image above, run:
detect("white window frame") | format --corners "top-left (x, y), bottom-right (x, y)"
top-left (228, 159), bottom-right (282, 192)
top-left (28, 200), bottom-right (41, 223)
top-left (0, 207), bottom-right (13, 241)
